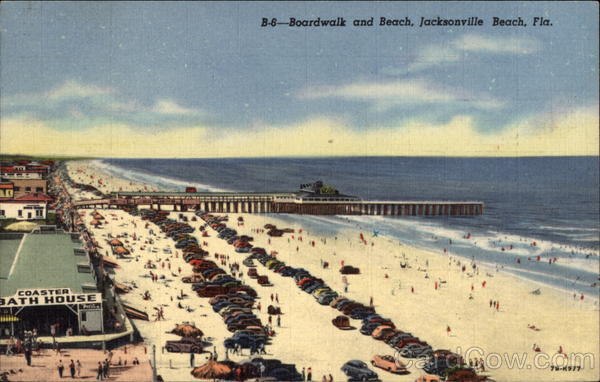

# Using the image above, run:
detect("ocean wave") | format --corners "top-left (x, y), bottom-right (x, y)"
top-left (91, 159), bottom-right (232, 193)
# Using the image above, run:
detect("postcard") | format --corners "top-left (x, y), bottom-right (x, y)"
top-left (0, 1), bottom-right (598, 381)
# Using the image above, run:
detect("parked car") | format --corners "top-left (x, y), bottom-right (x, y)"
top-left (317, 291), bottom-right (339, 305)
top-left (248, 268), bottom-right (259, 278)
top-left (182, 274), bottom-right (204, 283)
top-left (340, 265), bottom-right (360, 274)
top-left (340, 360), bottom-right (378, 381)
top-left (165, 336), bottom-right (204, 353)
top-left (371, 325), bottom-right (396, 340)
top-left (360, 322), bottom-right (383, 336)
top-left (398, 343), bottom-right (433, 358)
top-left (423, 350), bottom-right (464, 376)
top-left (370, 355), bottom-right (408, 374)
top-left (243, 258), bottom-right (256, 268)
top-left (414, 376), bottom-right (441, 382)
top-left (257, 276), bottom-right (271, 286)
top-left (443, 366), bottom-right (488, 382)
top-left (350, 309), bottom-right (374, 320)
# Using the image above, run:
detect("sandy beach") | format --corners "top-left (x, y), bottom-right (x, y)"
top-left (68, 160), bottom-right (599, 382)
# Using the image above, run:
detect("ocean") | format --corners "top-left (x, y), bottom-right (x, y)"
top-left (94, 157), bottom-right (600, 297)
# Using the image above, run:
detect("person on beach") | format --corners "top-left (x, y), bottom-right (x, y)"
top-left (302, 367), bottom-right (306, 381)
top-left (102, 359), bottom-right (109, 378)
top-left (190, 351), bottom-right (195, 367)
top-left (57, 360), bottom-right (65, 378)
top-left (446, 325), bottom-right (452, 336)
top-left (96, 362), bottom-right (103, 380)
top-left (277, 316), bottom-right (281, 327)
top-left (307, 367), bottom-right (312, 381)
top-left (69, 360), bottom-right (76, 378)
top-left (76, 360), bottom-right (81, 377)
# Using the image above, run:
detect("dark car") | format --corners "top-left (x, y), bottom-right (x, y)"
top-left (340, 265), bottom-right (360, 275)
top-left (340, 360), bottom-right (379, 381)
top-left (350, 309), bottom-right (374, 320)
top-left (304, 281), bottom-right (325, 294)
top-left (336, 299), bottom-right (355, 310)
top-left (386, 332), bottom-right (415, 346)
top-left (227, 318), bottom-right (263, 332)
top-left (165, 336), bottom-right (204, 353)
top-left (293, 270), bottom-right (311, 282)
top-left (227, 236), bottom-right (240, 245)
top-left (360, 322), bottom-right (383, 336)
top-left (423, 350), bottom-right (464, 376)
top-left (317, 291), bottom-right (339, 305)
top-left (212, 301), bottom-right (235, 313)
top-left (225, 313), bottom-right (257, 325)
top-left (280, 267), bottom-right (298, 277)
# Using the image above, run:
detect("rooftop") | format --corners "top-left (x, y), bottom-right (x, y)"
top-left (0, 228), bottom-right (97, 297)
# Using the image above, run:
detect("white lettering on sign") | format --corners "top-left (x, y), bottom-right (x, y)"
top-left (0, 288), bottom-right (101, 308)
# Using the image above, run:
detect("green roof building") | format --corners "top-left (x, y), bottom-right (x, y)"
top-left (0, 227), bottom-right (103, 337)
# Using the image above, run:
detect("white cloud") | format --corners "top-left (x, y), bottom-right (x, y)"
top-left (402, 33), bottom-right (541, 73)
top-left (152, 99), bottom-right (199, 115)
top-left (298, 78), bottom-right (505, 110)
top-left (46, 80), bottom-right (113, 101)
top-left (2, 106), bottom-right (596, 158)
top-left (455, 34), bottom-right (540, 55)
top-left (3, 80), bottom-right (206, 122)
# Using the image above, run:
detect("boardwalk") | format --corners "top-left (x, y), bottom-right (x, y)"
top-left (73, 191), bottom-right (484, 216)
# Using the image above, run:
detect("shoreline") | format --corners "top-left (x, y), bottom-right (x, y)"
top-left (70, 159), bottom-right (600, 303)
top-left (64, 160), bottom-right (600, 381)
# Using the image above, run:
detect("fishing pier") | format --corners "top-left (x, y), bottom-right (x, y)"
top-left (73, 182), bottom-right (484, 217)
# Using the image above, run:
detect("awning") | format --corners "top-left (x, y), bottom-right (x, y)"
top-left (123, 304), bottom-right (149, 321)
top-left (102, 257), bottom-right (120, 268)
top-left (114, 282), bottom-right (131, 293)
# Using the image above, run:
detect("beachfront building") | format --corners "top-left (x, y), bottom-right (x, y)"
top-left (0, 166), bottom-right (45, 179)
top-left (10, 178), bottom-right (48, 198)
top-left (0, 193), bottom-right (52, 220)
top-left (0, 181), bottom-right (14, 198)
top-left (0, 227), bottom-right (103, 338)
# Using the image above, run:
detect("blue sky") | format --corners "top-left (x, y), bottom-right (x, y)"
top-left (1, 1), bottom-right (598, 157)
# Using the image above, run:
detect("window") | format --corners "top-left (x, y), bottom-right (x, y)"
top-left (81, 312), bottom-right (87, 321)
top-left (18, 210), bottom-right (22, 217)
top-left (36, 209), bottom-right (42, 217)
top-left (0, 210), bottom-right (4, 216)
top-left (36, 187), bottom-right (43, 192)
top-left (14, 186), bottom-right (20, 191)
top-left (25, 187), bottom-right (31, 191)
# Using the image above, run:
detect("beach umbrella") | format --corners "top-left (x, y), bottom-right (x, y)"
top-left (191, 360), bottom-right (232, 380)
top-left (171, 323), bottom-right (204, 338)
top-left (113, 246), bottom-right (130, 255)
top-left (109, 239), bottom-right (123, 246)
